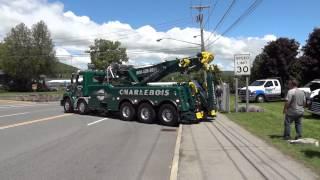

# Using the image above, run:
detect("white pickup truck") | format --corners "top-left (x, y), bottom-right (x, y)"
top-left (239, 78), bottom-right (282, 103)
top-left (308, 92), bottom-right (320, 116)
top-left (298, 79), bottom-right (320, 99)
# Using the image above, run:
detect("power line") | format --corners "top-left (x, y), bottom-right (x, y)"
top-left (206, 0), bottom-right (263, 48)
top-left (205, 0), bottom-right (236, 43)
top-left (53, 21), bottom-right (191, 46)
top-left (213, 0), bottom-right (236, 31)
top-left (190, 0), bottom-right (195, 23)
top-left (52, 17), bottom-right (191, 45)
top-left (53, 17), bottom-right (190, 40)
top-left (2, 45), bottom-right (200, 59)
top-left (204, 0), bottom-right (220, 28)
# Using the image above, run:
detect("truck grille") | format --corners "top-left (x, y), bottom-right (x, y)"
top-left (310, 101), bottom-right (320, 113)
top-left (239, 90), bottom-right (247, 96)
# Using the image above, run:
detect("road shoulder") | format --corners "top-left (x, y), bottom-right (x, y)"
top-left (177, 113), bottom-right (319, 180)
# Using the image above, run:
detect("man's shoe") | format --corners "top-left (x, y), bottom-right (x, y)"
top-left (295, 136), bottom-right (302, 140)
top-left (283, 136), bottom-right (291, 140)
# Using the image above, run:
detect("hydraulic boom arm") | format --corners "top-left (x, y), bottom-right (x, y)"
top-left (132, 52), bottom-right (214, 85)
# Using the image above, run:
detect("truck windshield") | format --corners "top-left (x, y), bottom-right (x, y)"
top-left (304, 82), bottom-right (312, 87)
top-left (250, 81), bottom-right (265, 86)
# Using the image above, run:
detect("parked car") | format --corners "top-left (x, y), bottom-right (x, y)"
top-left (46, 79), bottom-right (71, 91)
top-left (239, 78), bottom-right (282, 103)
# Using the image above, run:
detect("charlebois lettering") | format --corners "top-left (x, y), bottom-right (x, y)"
top-left (119, 89), bottom-right (170, 96)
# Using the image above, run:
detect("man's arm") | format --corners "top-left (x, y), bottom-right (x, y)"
top-left (283, 90), bottom-right (292, 114)
top-left (283, 101), bottom-right (289, 114)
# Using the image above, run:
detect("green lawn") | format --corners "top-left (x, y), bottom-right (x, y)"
top-left (226, 97), bottom-right (320, 174)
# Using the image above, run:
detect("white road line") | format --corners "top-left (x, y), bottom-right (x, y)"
top-left (0, 105), bottom-right (18, 108)
top-left (170, 125), bottom-right (182, 180)
top-left (0, 105), bottom-right (29, 108)
top-left (87, 118), bottom-right (108, 126)
top-left (0, 103), bottom-right (50, 109)
top-left (0, 105), bottom-right (30, 108)
top-left (0, 112), bottom-right (30, 118)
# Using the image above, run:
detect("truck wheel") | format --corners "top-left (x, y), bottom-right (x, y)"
top-left (158, 104), bottom-right (178, 126)
top-left (120, 102), bottom-right (135, 121)
top-left (63, 98), bottom-right (73, 113)
top-left (78, 100), bottom-right (88, 115)
top-left (137, 103), bottom-right (156, 124)
top-left (256, 95), bottom-right (265, 103)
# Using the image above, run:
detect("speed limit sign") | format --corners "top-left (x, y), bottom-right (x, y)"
top-left (234, 54), bottom-right (251, 76)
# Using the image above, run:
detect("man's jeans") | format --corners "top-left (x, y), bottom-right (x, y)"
top-left (217, 97), bottom-right (222, 111)
top-left (284, 114), bottom-right (302, 138)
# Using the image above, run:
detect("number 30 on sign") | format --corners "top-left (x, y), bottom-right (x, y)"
top-left (234, 54), bottom-right (251, 76)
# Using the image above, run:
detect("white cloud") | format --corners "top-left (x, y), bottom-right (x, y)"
top-left (0, 0), bottom-right (276, 70)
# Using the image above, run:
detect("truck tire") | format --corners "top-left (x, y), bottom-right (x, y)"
top-left (63, 98), bottom-right (73, 113)
top-left (158, 104), bottom-right (178, 126)
top-left (120, 102), bottom-right (135, 121)
top-left (256, 95), bottom-right (265, 103)
top-left (78, 100), bottom-right (89, 115)
top-left (137, 103), bottom-right (156, 124)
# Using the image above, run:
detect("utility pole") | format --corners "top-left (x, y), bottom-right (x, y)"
top-left (192, 5), bottom-right (211, 106)
top-left (191, 5), bottom-right (210, 52)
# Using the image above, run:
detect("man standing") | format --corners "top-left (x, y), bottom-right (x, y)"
top-left (283, 79), bottom-right (306, 140)
top-left (215, 85), bottom-right (223, 111)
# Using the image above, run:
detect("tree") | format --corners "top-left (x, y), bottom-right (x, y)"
top-left (289, 56), bottom-right (319, 85)
top-left (251, 38), bottom-right (299, 86)
top-left (251, 54), bottom-right (267, 80)
top-left (211, 64), bottom-right (222, 85)
top-left (89, 39), bottom-right (128, 70)
top-left (31, 20), bottom-right (57, 76)
top-left (1, 22), bottom-right (57, 91)
top-left (294, 28), bottom-right (320, 85)
top-left (303, 28), bottom-right (320, 60)
top-left (0, 42), bottom-right (5, 69)
top-left (1, 23), bottom-right (33, 90)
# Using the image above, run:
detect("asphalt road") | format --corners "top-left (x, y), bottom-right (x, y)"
top-left (0, 100), bottom-right (177, 180)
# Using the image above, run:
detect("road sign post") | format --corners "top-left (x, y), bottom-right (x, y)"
top-left (234, 54), bottom-right (251, 112)
top-left (235, 77), bottom-right (238, 112)
top-left (246, 76), bottom-right (249, 112)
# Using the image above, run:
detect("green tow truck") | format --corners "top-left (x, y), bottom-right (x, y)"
top-left (61, 52), bottom-right (217, 126)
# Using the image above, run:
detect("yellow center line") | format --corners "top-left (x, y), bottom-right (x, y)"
top-left (0, 114), bottom-right (72, 130)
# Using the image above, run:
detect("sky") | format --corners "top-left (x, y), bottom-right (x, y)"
top-left (1, 0), bottom-right (319, 70)
top-left (54, 0), bottom-right (320, 43)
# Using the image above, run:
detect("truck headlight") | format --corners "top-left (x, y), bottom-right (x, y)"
top-left (250, 91), bottom-right (256, 95)
top-left (97, 89), bottom-right (105, 101)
